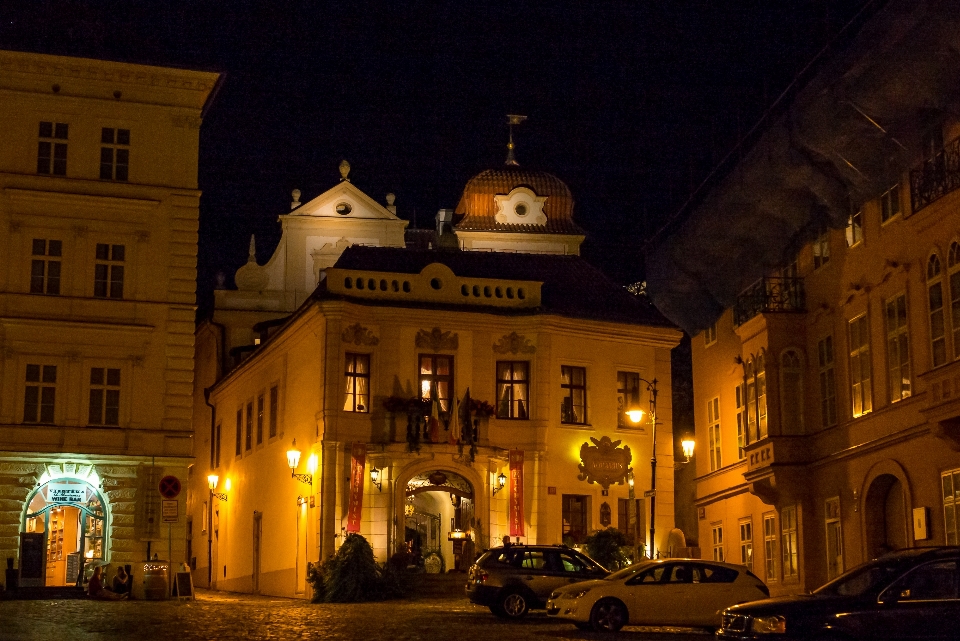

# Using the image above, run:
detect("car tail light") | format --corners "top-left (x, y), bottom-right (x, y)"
top-left (479, 571), bottom-right (488, 583)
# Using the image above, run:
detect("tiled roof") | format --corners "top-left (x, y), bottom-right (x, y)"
top-left (454, 166), bottom-right (585, 235)
top-left (325, 246), bottom-right (675, 328)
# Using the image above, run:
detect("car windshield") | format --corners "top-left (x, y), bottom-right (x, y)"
top-left (813, 557), bottom-right (913, 597)
top-left (605, 562), bottom-right (656, 581)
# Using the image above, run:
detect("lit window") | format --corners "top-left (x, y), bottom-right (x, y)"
top-left (37, 121), bottom-right (68, 175)
top-left (420, 354), bottom-right (454, 413)
top-left (344, 353), bottom-right (371, 413)
top-left (711, 523), bottom-right (724, 562)
top-left (739, 518), bottom-right (753, 571)
top-left (763, 513), bottom-right (778, 582)
top-left (781, 506), bottom-right (799, 579)
top-left (885, 293), bottom-right (911, 402)
top-left (88, 367), bottom-right (120, 426)
top-left (849, 315), bottom-right (873, 417)
top-left (100, 128), bottom-right (130, 181)
top-left (616, 371), bottom-right (639, 428)
top-left (94, 243), bottom-right (125, 298)
top-left (560, 365), bottom-right (587, 424)
top-left (845, 210), bottom-right (863, 246)
top-left (497, 361), bottom-right (530, 419)
top-left (735, 384), bottom-right (745, 460)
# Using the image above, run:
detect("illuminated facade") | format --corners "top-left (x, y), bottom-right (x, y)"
top-left (191, 165), bottom-right (681, 597)
top-left (645, 1), bottom-right (960, 595)
top-left (0, 51), bottom-right (219, 586)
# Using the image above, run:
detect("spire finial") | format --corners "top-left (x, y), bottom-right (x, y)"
top-left (247, 234), bottom-right (257, 263)
top-left (505, 114), bottom-right (527, 166)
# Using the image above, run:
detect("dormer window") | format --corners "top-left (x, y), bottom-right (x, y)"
top-left (494, 187), bottom-right (547, 226)
top-left (515, 203), bottom-right (528, 217)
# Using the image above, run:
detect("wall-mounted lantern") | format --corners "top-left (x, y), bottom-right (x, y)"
top-left (491, 471), bottom-right (507, 497)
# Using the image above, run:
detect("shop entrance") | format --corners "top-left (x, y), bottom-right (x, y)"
top-left (404, 470), bottom-right (475, 572)
top-left (21, 479), bottom-right (107, 586)
top-left (865, 473), bottom-right (907, 559)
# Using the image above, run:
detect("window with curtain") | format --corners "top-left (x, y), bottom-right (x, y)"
top-left (886, 293), bottom-right (911, 402)
top-left (617, 371), bottom-right (640, 427)
top-left (419, 354), bottom-right (453, 412)
top-left (735, 383), bottom-right (745, 459)
top-left (929, 253), bottom-right (947, 367)
top-left (781, 506), bottom-right (799, 579)
top-left (849, 315), bottom-right (873, 417)
top-left (560, 365), bottom-right (587, 424)
top-left (707, 397), bottom-right (721, 471)
top-left (744, 356), bottom-right (767, 442)
top-left (763, 512), bottom-right (778, 583)
top-left (496, 361), bottom-right (529, 419)
top-left (344, 353), bottom-right (371, 412)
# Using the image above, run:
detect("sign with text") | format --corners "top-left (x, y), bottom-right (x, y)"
top-left (509, 449), bottom-right (525, 537)
top-left (577, 436), bottom-right (632, 490)
top-left (46, 482), bottom-right (86, 505)
top-left (162, 499), bottom-right (179, 523)
top-left (346, 443), bottom-right (366, 533)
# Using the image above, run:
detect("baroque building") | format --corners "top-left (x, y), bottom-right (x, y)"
top-left (645, 0), bottom-right (960, 595)
top-left (0, 51), bottom-right (219, 587)
top-left (190, 157), bottom-right (682, 597)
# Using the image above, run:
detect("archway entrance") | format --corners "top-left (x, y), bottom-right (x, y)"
top-left (21, 478), bottom-right (107, 586)
top-left (404, 470), bottom-right (474, 572)
top-left (864, 474), bottom-right (907, 559)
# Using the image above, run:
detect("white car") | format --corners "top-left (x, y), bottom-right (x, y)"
top-left (546, 558), bottom-right (769, 632)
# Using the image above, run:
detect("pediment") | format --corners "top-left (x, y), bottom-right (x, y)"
top-left (287, 181), bottom-right (402, 221)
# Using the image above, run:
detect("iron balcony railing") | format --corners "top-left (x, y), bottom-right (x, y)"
top-left (911, 135), bottom-right (960, 213)
top-left (734, 276), bottom-right (806, 326)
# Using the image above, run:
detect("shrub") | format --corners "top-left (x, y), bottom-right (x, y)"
top-left (307, 533), bottom-right (414, 603)
top-left (584, 527), bottom-right (631, 570)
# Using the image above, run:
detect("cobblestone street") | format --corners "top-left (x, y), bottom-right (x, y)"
top-left (0, 589), bottom-right (713, 641)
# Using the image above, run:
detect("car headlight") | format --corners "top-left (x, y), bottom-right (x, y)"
top-left (751, 615), bottom-right (787, 634)
top-left (570, 587), bottom-right (592, 599)
top-left (549, 590), bottom-right (562, 599)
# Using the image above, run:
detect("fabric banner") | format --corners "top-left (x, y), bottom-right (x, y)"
top-left (346, 443), bottom-right (366, 533)
top-left (508, 449), bottom-right (525, 537)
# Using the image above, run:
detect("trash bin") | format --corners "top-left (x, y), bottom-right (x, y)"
top-left (142, 560), bottom-right (170, 600)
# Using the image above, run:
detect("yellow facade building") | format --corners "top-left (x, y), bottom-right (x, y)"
top-left (0, 51), bottom-right (219, 587)
top-left (191, 164), bottom-right (682, 597)
top-left (645, 1), bottom-right (960, 595)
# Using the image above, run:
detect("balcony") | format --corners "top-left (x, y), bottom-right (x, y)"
top-left (733, 276), bottom-right (806, 327)
top-left (910, 136), bottom-right (960, 212)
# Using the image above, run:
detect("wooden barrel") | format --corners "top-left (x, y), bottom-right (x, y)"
top-left (142, 563), bottom-right (168, 600)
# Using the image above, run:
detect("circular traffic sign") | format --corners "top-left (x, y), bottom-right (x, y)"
top-left (158, 475), bottom-right (181, 499)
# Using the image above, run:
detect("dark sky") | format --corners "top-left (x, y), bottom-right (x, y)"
top-left (1, 0), bottom-right (871, 311)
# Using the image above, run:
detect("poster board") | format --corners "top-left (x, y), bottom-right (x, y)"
top-left (172, 570), bottom-right (194, 601)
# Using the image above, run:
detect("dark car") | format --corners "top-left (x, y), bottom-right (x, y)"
top-left (718, 547), bottom-right (960, 640)
top-left (465, 545), bottom-right (608, 619)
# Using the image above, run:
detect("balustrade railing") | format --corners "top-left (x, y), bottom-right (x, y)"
top-left (911, 135), bottom-right (960, 212)
top-left (734, 276), bottom-right (806, 326)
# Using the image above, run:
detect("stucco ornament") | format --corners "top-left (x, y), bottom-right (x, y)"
top-left (341, 323), bottom-right (379, 346)
top-left (577, 436), bottom-right (632, 490)
top-left (492, 332), bottom-right (535, 354)
top-left (415, 327), bottom-right (458, 352)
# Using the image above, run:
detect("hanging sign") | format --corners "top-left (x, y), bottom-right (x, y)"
top-left (46, 482), bottom-right (86, 505)
top-left (577, 436), bottom-right (632, 490)
top-left (509, 449), bottom-right (525, 537)
top-left (346, 443), bottom-right (366, 533)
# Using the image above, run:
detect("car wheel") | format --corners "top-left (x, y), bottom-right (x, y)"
top-left (590, 598), bottom-right (627, 632)
top-left (499, 590), bottom-right (529, 619)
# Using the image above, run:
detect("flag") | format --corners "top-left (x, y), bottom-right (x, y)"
top-left (448, 393), bottom-right (461, 445)
top-left (427, 383), bottom-right (441, 443)
top-left (458, 387), bottom-right (472, 445)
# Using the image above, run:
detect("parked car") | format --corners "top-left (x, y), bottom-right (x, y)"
top-left (546, 558), bottom-right (769, 632)
top-left (717, 547), bottom-right (960, 640)
top-left (465, 545), bottom-right (608, 618)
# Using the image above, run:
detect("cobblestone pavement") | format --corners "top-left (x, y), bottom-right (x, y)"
top-left (0, 589), bottom-right (714, 641)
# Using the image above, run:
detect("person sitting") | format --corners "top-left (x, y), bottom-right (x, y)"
top-left (112, 567), bottom-right (129, 595)
top-left (87, 566), bottom-right (125, 600)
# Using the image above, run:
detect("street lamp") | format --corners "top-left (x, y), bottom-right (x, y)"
top-left (286, 439), bottom-right (313, 485)
top-left (206, 474), bottom-right (228, 588)
top-left (207, 475), bottom-right (228, 502)
top-left (680, 434), bottom-right (696, 462)
top-left (491, 471), bottom-right (507, 497)
top-left (370, 466), bottom-right (383, 492)
top-left (623, 377), bottom-right (659, 559)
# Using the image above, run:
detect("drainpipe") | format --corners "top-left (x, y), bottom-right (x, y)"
top-left (204, 387), bottom-right (216, 588)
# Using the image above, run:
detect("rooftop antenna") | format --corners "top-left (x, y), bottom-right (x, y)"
top-left (505, 114), bottom-right (527, 166)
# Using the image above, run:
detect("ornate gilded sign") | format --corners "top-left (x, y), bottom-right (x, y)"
top-left (577, 436), bottom-right (632, 490)
top-left (415, 327), bottom-right (458, 352)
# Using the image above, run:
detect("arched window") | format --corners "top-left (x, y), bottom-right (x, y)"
top-left (780, 349), bottom-right (804, 435)
top-left (948, 242), bottom-right (960, 360)
top-left (928, 253), bottom-right (947, 367)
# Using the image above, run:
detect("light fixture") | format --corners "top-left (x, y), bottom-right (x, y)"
top-left (405, 502), bottom-right (415, 517)
top-left (628, 475), bottom-right (635, 489)
top-left (492, 471), bottom-right (507, 497)
top-left (681, 435), bottom-right (695, 462)
top-left (207, 475), bottom-right (227, 502)
top-left (625, 405), bottom-right (644, 424)
top-left (370, 466), bottom-right (383, 492)
top-left (286, 439), bottom-right (313, 485)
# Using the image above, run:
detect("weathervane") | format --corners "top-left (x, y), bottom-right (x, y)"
top-left (505, 114), bottom-right (527, 166)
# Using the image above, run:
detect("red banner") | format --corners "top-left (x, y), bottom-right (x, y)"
top-left (509, 449), bottom-right (524, 537)
top-left (346, 443), bottom-right (366, 533)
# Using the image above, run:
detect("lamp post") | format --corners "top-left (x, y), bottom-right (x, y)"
top-left (626, 377), bottom-right (658, 559)
top-left (207, 475), bottom-right (228, 587)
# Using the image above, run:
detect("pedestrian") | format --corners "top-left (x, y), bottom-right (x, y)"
top-left (112, 566), bottom-right (128, 594)
top-left (87, 566), bottom-right (124, 600)
top-left (502, 534), bottom-right (511, 548)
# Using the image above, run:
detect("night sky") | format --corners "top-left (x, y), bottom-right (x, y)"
top-left (1, 0), bottom-right (871, 313)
